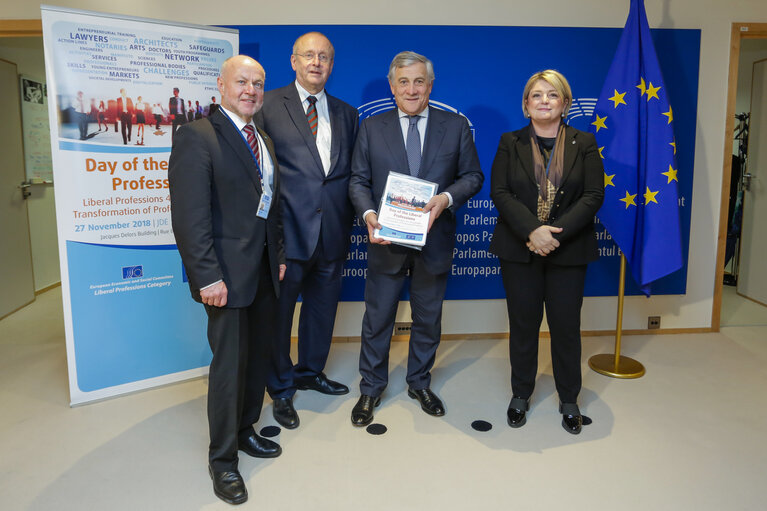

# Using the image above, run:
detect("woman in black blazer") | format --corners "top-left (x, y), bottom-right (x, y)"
top-left (489, 70), bottom-right (604, 434)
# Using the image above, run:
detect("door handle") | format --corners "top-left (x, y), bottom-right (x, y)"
top-left (18, 181), bottom-right (31, 200)
top-left (743, 172), bottom-right (755, 191)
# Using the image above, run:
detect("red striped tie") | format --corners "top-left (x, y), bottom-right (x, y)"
top-left (242, 124), bottom-right (261, 170)
top-left (306, 96), bottom-right (318, 138)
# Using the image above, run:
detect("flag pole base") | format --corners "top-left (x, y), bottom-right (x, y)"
top-left (588, 354), bottom-right (645, 379)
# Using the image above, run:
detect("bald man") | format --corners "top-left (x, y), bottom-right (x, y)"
top-left (170, 55), bottom-right (286, 505)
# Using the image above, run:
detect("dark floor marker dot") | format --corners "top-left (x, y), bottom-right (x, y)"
top-left (260, 425), bottom-right (281, 437)
top-left (366, 423), bottom-right (387, 435)
top-left (471, 420), bottom-right (493, 432)
top-left (582, 416), bottom-right (593, 426)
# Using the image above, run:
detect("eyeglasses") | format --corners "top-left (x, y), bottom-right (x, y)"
top-left (294, 52), bottom-right (332, 64)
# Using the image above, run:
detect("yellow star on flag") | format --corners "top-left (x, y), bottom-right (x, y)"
top-left (608, 90), bottom-right (627, 108)
top-left (604, 173), bottom-right (615, 187)
top-left (592, 115), bottom-right (608, 132)
top-left (645, 82), bottom-right (661, 101)
top-left (644, 187), bottom-right (659, 205)
top-left (636, 77), bottom-right (647, 97)
top-left (620, 191), bottom-right (637, 209)
top-left (670, 139), bottom-right (676, 154)
top-left (662, 107), bottom-right (673, 124)
top-left (662, 165), bottom-right (678, 183)
top-left (598, 146), bottom-right (605, 159)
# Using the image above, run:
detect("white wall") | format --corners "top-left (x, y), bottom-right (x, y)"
top-left (0, 37), bottom-right (60, 291)
top-left (4, 0), bottom-right (767, 334)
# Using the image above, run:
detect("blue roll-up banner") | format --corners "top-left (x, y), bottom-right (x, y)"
top-left (43, 10), bottom-right (699, 404)
top-left (41, 6), bottom-right (238, 404)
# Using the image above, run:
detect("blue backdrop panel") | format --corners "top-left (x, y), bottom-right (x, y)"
top-left (229, 25), bottom-right (700, 299)
top-left (67, 241), bottom-right (209, 391)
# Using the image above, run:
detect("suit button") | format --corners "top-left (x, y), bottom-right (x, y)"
top-left (316, 208), bottom-right (322, 213)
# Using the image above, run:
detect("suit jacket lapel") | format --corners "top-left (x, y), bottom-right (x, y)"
top-left (381, 109), bottom-right (410, 174)
top-left (559, 125), bottom-right (579, 187)
top-left (283, 86), bottom-right (324, 175)
top-left (420, 108), bottom-right (446, 180)
top-left (327, 94), bottom-right (341, 176)
top-left (514, 125), bottom-right (537, 187)
top-left (209, 110), bottom-right (263, 193)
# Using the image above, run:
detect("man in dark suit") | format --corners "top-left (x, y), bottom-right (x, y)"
top-left (257, 32), bottom-right (359, 429)
top-left (168, 87), bottom-right (186, 140)
top-left (348, 51), bottom-right (484, 426)
top-left (169, 55), bottom-right (286, 506)
top-left (209, 96), bottom-right (220, 116)
top-left (116, 88), bottom-right (133, 145)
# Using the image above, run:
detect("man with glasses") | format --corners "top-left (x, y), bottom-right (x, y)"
top-left (258, 32), bottom-right (359, 429)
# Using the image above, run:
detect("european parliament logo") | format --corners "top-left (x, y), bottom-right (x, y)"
top-left (567, 98), bottom-right (598, 123)
top-left (357, 98), bottom-right (476, 138)
top-left (122, 265), bottom-right (143, 279)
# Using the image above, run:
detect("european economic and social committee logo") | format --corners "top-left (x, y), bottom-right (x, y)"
top-left (122, 265), bottom-right (143, 279)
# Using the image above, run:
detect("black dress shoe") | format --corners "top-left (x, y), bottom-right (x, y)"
top-left (273, 397), bottom-right (299, 429)
top-left (295, 373), bottom-right (350, 395)
top-left (351, 394), bottom-right (380, 426)
top-left (560, 402), bottom-right (583, 435)
top-left (209, 465), bottom-right (247, 505)
top-left (507, 396), bottom-right (530, 428)
top-left (407, 388), bottom-right (445, 416)
top-left (238, 433), bottom-right (282, 458)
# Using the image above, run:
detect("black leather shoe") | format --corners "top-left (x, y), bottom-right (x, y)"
top-left (507, 396), bottom-right (530, 428)
top-left (295, 373), bottom-right (350, 395)
top-left (351, 394), bottom-right (380, 426)
top-left (238, 433), bottom-right (282, 458)
top-left (209, 465), bottom-right (247, 505)
top-left (273, 397), bottom-right (299, 429)
top-left (560, 402), bottom-right (583, 435)
top-left (407, 388), bottom-right (446, 416)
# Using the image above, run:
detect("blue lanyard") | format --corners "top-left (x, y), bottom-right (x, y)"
top-left (545, 146), bottom-right (554, 177)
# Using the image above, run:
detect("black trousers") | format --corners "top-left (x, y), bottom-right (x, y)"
top-left (359, 252), bottom-right (448, 397)
top-left (204, 261), bottom-right (275, 472)
top-left (500, 257), bottom-right (587, 404)
top-left (119, 112), bottom-right (132, 144)
top-left (268, 241), bottom-right (344, 399)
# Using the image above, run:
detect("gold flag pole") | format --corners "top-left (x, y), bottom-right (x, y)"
top-left (588, 254), bottom-right (645, 378)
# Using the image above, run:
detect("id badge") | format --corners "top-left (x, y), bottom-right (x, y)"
top-left (257, 191), bottom-right (272, 219)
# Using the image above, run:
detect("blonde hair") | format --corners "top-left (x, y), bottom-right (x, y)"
top-left (521, 69), bottom-right (572, 118)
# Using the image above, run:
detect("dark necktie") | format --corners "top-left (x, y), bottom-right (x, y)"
top-left (406, 115), bottom-right (421, 176)
top-left (242, 124), bottom-right (263, 181)
top-left (306, 95), bottom-right (318, 138)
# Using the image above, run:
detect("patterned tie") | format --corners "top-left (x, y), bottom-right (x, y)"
top-left (242, 124), bottom-right (263, 179)
top-left (406, 115), bottom-right (421, 176)
top-left (306, 96), bottom-right (318, 138)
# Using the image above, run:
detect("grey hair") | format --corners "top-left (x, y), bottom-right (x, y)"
top-left (387, 51), bottom-right (434, 83)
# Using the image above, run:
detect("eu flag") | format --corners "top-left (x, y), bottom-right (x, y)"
top-left (590, 0), bottom-right (683, 296)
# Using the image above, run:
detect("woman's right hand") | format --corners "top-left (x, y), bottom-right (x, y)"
top-left (527, 225), bottom-right (563, 256)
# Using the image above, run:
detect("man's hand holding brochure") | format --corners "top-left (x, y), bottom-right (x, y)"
top-left (372, 171), bottom-right (441, 248)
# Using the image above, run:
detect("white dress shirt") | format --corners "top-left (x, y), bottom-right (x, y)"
top-left (295, 81), bottom-right (332, 175)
